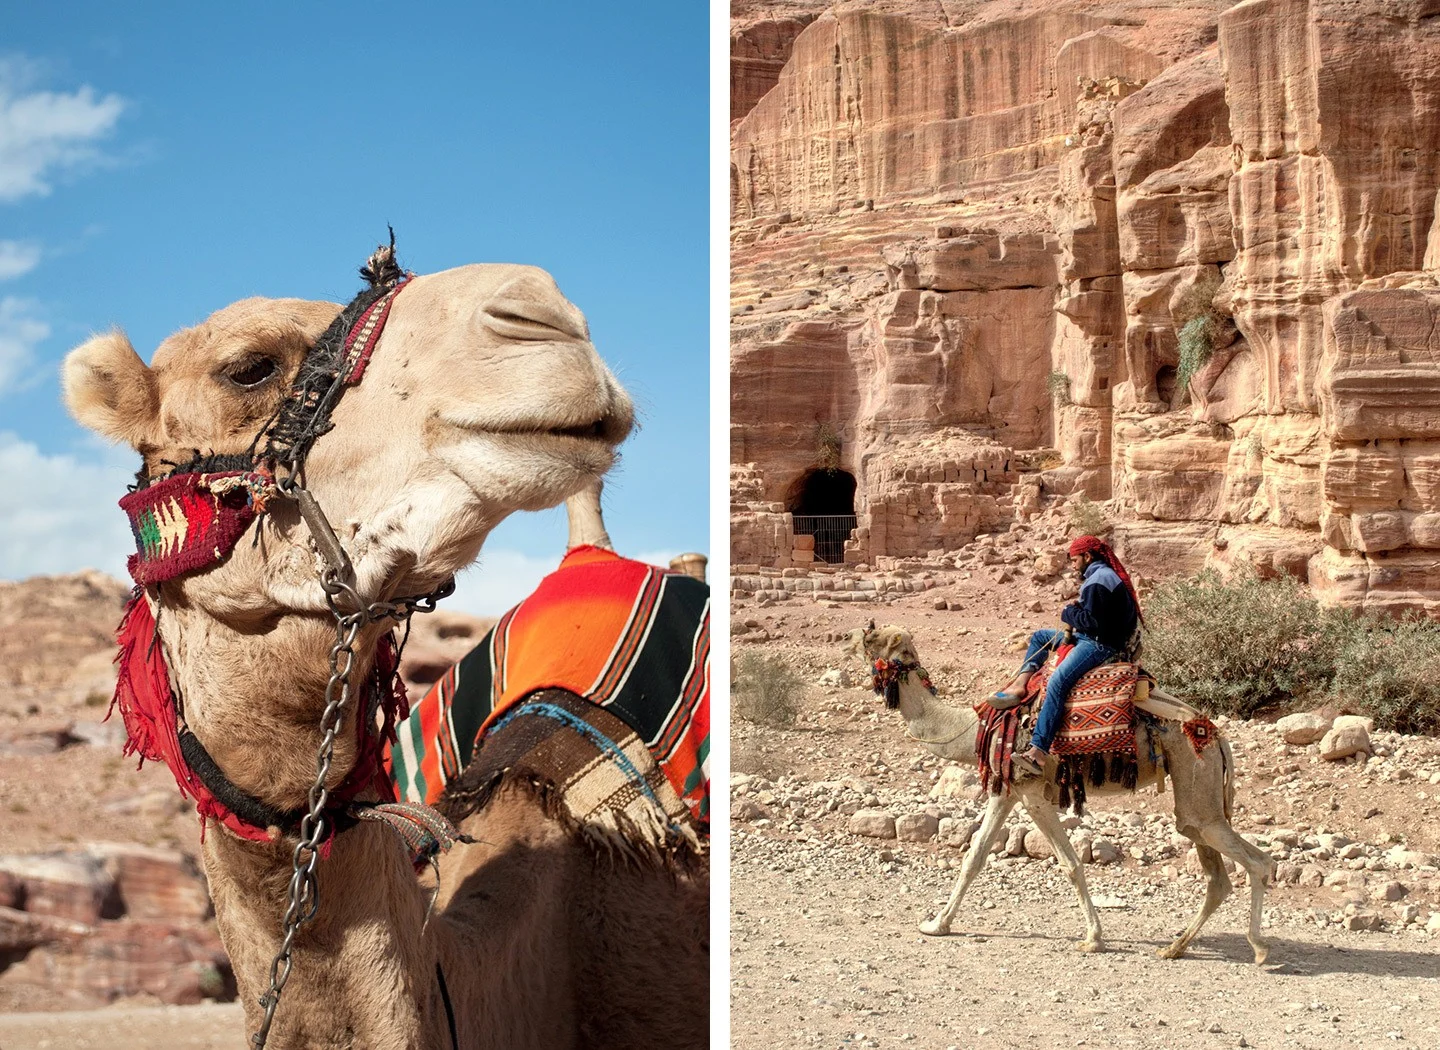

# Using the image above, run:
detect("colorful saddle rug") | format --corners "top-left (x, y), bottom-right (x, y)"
top-left (385, 545), bottom-right (710, 833)
top-left (974, 650), bottom-right (1142, 813)
top-left (1027, 657), bottom-right (1139, 757)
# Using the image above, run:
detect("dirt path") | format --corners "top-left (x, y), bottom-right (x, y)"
top-left (0, 1003), bottom-right (243, 1049)
top-left (732, 832), bottom-right (1440, 1049)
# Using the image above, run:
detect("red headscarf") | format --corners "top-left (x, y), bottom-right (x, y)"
top-left (1068, 535), bottom-right (1144, 623)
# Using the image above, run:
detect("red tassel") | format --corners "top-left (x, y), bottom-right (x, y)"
top-left (113, 589), bottom-right (276, 843)
top-left (113, 590), bottom-right (183, 772)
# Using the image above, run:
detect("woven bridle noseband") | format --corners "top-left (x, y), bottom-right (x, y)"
top-left (114, 235), bottom-right (463, 1048)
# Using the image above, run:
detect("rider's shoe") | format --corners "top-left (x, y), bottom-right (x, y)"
top-left (1011, 744), bottom-right (1049, 779)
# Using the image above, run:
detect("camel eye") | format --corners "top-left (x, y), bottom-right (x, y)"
top-left (227, 357), bottom-right (277, 389)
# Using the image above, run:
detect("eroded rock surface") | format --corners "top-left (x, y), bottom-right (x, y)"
top-left (731, 0), bottom-right (1440, 613)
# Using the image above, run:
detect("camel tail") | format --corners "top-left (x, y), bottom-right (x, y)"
top-left (1220, 737), bottom-right (1235, 824)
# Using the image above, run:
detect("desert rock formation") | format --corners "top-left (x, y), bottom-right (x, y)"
top-left (730, 0), bottom-right (1440, 613)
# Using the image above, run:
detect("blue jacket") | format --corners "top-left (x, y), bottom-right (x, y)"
top-left (1061, 561), bottom-right (1139, 652)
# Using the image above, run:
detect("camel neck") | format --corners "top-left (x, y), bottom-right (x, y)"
top-left (204, 821), bottom-right (445, 1048)
top-left (894, 677), bottom-right (978, 763)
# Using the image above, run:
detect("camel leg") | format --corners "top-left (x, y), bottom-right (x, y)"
top-left (1021, 790), bottom-right (1104, 953)
top-left (1195, 821), bottom-right (1274, 964)
top-left (920, 790), bottom-right (1017, 936)
top-left (1156, 840), bottom-right (1231, 960)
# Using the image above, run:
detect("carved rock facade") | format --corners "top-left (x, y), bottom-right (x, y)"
top-left (730, 0), bottom-right (1440, 613)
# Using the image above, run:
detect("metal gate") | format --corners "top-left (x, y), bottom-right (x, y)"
top-left (792, 514), bottom-right (857, 564)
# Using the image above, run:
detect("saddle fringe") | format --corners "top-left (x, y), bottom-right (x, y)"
top-left (443, 771), bottom-right (707, 877)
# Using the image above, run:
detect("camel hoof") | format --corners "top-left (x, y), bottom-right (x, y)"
top-left (918, 918), bottom-right (950, 937)
top-left (1252, 944), bottom-right (1270, 965)
top-left (1076, 939), bottom-right (1104, 954)
top-left (1156, 942), bottom-right (1187, 960)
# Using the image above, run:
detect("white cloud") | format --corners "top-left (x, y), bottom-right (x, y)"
top-left (0, 432), bottom-right (135, 582)
top-left (0, 240), bottom-right (40, 280)
top-left (0, 296), bottom-right (49, 394)
top-left (0, 62), bottom-right (124, 202)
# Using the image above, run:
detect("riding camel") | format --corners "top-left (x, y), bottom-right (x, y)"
top-left (64, 256), bottom-right (707, 1048)
top-left (850, 624), bottom-right (1274, 963)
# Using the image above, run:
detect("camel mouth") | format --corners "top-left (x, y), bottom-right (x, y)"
top-left (454, 405), bottom-right (632, 447)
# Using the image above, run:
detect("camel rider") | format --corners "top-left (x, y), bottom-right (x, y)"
top-left (997, 535), bottom-right (1143, 779)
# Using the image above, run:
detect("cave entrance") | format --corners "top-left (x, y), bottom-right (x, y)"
top-left (787, 468), bottom-right (858, 564)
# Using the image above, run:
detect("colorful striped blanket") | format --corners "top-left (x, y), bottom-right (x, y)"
top-left (385, 545), bottom-right (710, 832)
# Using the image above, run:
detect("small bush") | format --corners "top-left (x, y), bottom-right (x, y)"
top-left (1328, 612), bottom-right (1440, 735)
top-left (1144, 568), bottom-right (1440, 733)
top-left (1143, 568), bottom-right (1332, 718)
top-left (816, 422), bottom-right (842, 471)
top-left (732, 652), bottom-right (803, 726)
top-left (1175, 315), bottom-right (1217, 396)
top-left (1067, 495), bottom-right (1108, 538)
top-left (1047, 370), bottom-right (1072, 406)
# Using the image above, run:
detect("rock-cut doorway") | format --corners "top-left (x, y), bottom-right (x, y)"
top-left (787, 469), bottom-right (858, 564)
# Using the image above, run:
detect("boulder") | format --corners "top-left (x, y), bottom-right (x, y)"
top-left (1023, 829), bottom-right (1055, 860)
top-left (928, 766), bottom-right (977, 799)
top-left (849, 810), bottom-right (897, 839)
top-left (1319, 723), bottom-right (1372, 761)
top-left (1276, 711), bottom-right (1332, 746)
top-left (896, 813), bottom-right (940, 843)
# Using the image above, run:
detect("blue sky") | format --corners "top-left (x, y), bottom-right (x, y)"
top-left (0, 4), bottom-right (708, 614)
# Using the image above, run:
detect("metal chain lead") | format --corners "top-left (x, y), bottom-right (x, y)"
top-left (249, 486), bottom-right (453, 1049)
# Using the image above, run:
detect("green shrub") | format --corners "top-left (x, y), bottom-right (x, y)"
top-left (1067, 495), bottom-right (1108, 538)
top-left (1143, 568), bottom-right (1332, 718)
top-left (1175, 315), bottom-right (1217, 397)
top-left (1328, 612), bottom-right (1440, 735)
top-left (816, 422), bottom-right (842, 471)
top-left (1047, 370), bottom-right (1072, 406)
top-left (732, 652), bottom-right (803, 726)
top-left (1144, 568), bottom-right (1440, 733)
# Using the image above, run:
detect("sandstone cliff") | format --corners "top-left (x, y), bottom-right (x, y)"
top-left (731, 0), bottom-right (1440, 614)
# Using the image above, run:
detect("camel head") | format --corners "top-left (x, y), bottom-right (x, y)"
top-left (64, 264), bottom-right (634, 619)
top-left (844, 621), bottom-right (919, 664)
top-left (846, 622), bottom-right (927, 709)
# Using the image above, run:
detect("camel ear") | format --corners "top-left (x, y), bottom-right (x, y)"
top-left (843, 628), bottom-right (867, 658)
top-left (63, 330), bottom-right (160, 449)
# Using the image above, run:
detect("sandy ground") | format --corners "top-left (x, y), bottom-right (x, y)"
top-left (0, 1003), bottom-right (243, 1049)
top-left (729, 551), bottom-right (1440, 1050)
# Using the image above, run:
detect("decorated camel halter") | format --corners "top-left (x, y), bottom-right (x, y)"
top-left (871, 657), bottom-right (937, 710)
top-left (108, 236), bottom-right (461, 1049)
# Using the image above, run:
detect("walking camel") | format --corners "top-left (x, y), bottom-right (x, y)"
top-left (64, 256), bottom-right (707, 1048)
top-left (850, 623), bottom-right (1273, 963)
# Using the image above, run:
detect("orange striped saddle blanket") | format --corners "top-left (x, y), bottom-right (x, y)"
top-left (385, 545), bottom-right (710, 833)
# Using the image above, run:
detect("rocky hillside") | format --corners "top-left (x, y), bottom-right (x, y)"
top-left (731, 0), bottom-right (1440, 614)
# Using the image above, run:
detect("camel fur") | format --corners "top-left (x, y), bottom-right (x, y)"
top-left (852, 624), bottom-right (1274, 963)
top-left (64, 265), bottom-right (706, 1049)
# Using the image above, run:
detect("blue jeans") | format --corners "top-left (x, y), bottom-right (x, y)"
top-left (1021, 629), bottom-right (1117, 752)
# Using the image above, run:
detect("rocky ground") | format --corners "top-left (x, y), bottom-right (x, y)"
top-left (730, 514), bottom-right (1440, 1050)
top-left (0, 572), bottom-right (490, 1043)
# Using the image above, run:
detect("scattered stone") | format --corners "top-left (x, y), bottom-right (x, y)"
top-left (733, 799), bottom-right (771, 822)
top-left (1090, 839), bottom-right (1120, 865)
top-left (1276, 712), bottom-right (1331, 746)
top-left (1319, 723), bottom-right (1371, 761)
top-left (850, 810), bottom-right (897, 839)
top-left (929, 766), bottom-right (977, 798)
top-left (896, 813), bottom-right (940, 842)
